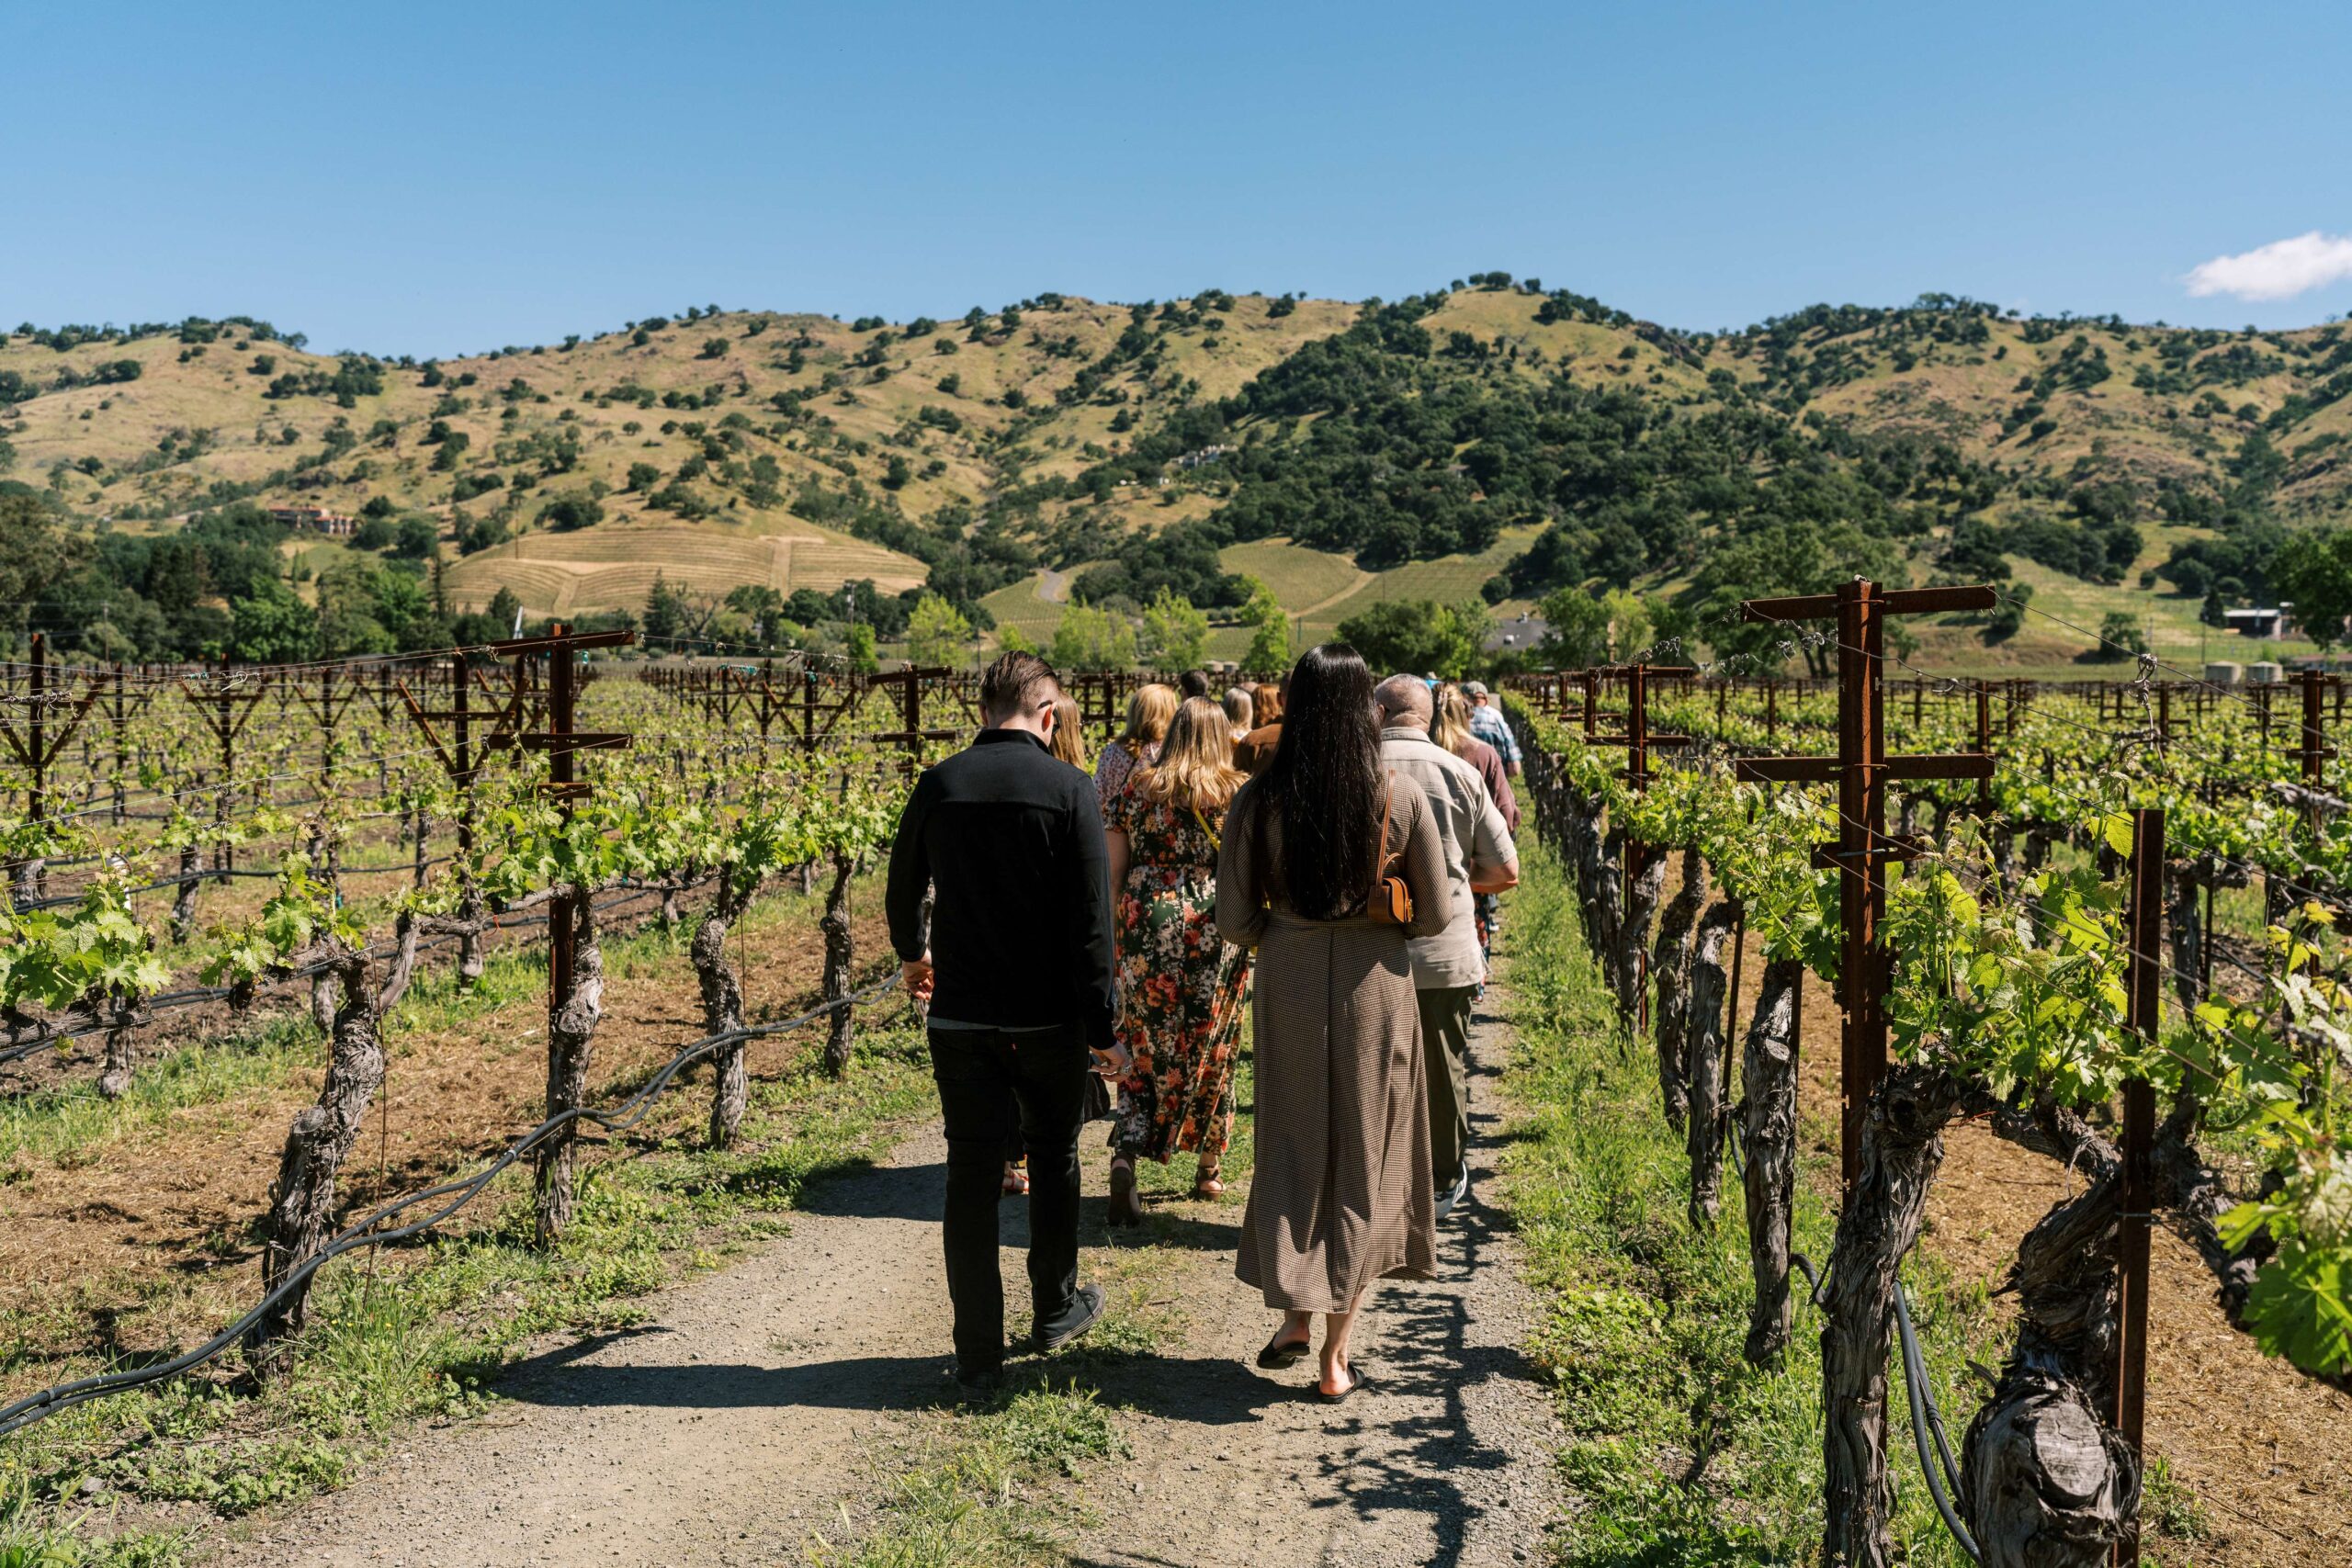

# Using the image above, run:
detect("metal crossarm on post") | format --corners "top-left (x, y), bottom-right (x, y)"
top-left (1730, 577), bottom-right (1997, 1193)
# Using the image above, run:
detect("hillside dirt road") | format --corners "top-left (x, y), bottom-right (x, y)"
top-left (204, 1008), bottom-right (1561, 1568)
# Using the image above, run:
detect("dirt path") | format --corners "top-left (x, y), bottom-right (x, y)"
top-left (204, 1003), bottom-right (1561, 1568)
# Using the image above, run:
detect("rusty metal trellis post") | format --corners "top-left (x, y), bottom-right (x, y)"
top-left (1732, 579), bottom-right (1997, 1192)
top-left (2113, 806), bottom-right (2164, 1568)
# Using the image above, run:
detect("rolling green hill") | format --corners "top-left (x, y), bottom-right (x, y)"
top-left (6, 282), bottom-right (2349, 675)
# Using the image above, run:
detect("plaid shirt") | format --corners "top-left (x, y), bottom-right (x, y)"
top-left (1469, 702), bottom-right (1521, 767)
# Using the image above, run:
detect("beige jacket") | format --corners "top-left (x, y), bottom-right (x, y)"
top-left (1377, 728), bottom-right (1516, 989)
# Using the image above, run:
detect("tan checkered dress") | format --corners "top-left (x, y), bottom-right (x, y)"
top-left (1214, 776), bottom-right (1450, 1312)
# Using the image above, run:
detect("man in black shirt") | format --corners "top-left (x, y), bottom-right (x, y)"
top-left (886, 650), bottom-right (1121, 1389)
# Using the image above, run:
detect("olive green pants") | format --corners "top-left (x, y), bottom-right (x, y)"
top-left (1417, 984), bottom-right (1476, 1190)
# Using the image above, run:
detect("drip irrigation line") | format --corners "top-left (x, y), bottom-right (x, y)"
top-left (0, 970), bottom-right (904, 1441)
top-left (1894, 1277), bottom-right (1980, 1562)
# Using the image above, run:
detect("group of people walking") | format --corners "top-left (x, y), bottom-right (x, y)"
top-left (885, 646), bottom-right (1521, 1402)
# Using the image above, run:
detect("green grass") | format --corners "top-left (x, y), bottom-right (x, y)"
top-left (1498, 843), bottom-right (2006, 1566)
top-left (805, 1382), bottom-right (1126, 1568)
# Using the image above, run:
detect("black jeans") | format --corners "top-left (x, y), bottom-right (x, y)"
top-left (928, 1024), bottom-right (1088, 1373)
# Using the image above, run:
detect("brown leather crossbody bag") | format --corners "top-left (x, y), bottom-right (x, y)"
top-left (1367, 775), bottom-right (1414, 926)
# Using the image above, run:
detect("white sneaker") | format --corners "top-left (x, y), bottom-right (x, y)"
top-left (1433, 1168), bottom-right (1471, 1221)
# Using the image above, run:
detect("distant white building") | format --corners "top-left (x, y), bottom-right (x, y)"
top-left (1172, 444), bottom-right (1230, 471)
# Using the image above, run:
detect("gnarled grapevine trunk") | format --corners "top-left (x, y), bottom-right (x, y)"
top-left (534, 888), bottom-right (605, 1247)
top-left (1593, 826), bottom-right (1627, 1001)
top-left (247, 942), bottom-right (385, 1356)
top-left (697, 911), bottom-right (749, 1145)
top-left (376, 910), bottom-right (421, 1014)
top-left (1650, 851), bottom-right (1709, 1132)
top-left (1822, 1064), bottom-right (1969, 1568)
top-left (96, 986), bottom-right (143, 1100)
top-left (1682, 900), bottom-right (1737, 1228)
top-left (820, 850), bottom-right (857, 1077)
top-left (170, 844), bottom-right (201, 944)
top-left (1741, 955), bottom-right (1804, 1363)
top-left (1961, 1150), bottom-right (2139, 1567)
top-left (456, 885), bottom-right (487, 989)
top-left (1615, 846), bottom-right (1668, 1026)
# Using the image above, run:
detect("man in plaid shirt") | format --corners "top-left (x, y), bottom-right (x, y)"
top-left (1462, 682), bottom-right (1521, 776)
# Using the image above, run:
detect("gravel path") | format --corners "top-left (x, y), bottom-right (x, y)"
top-left (204, 1000), bottom-right (1559, 1567)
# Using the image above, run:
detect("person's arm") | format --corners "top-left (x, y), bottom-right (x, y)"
top-left (1488, 754), bottom-right (1522, 838)
top-left (884, 773), bottom-right (934, 997)
top-left (1214, 785), bottom-right (1271, 949)
top-left (1068, 778), bottom-right (1119, 1054)
top-left (1105, 829), bottom-right (1131, 921)
top-left (1467, 783), bottom-right (1520, 894)
top-left (1397, 787), bottom-right (1453, 941)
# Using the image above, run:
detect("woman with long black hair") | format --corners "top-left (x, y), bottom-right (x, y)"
top-left (1214, 644), bottom-right (1449, 1401)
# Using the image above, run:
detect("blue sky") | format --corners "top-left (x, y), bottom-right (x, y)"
top-left (8, 1), bottom-right (2349, 357)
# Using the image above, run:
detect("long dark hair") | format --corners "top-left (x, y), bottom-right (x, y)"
top-left (1257, 644), bottom-right (1381, 920)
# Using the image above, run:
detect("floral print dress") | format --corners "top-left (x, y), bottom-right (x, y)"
top-left (1108, 779), bottom-right (1252, 1165)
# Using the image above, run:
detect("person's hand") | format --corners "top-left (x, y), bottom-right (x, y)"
top-left (1091, 1043), bottom-right (1132, 1078)
top-left (900, 956), bottom-right (935, 1001)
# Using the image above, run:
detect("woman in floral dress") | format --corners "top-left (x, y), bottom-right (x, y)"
top-left (1102, 697), bottom-right (1253, 1224)
top-left (1092, 683), bottom-right (1178, 813)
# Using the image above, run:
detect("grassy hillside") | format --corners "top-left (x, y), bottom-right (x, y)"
top-left (7, 283), bottom-right (2350, 674)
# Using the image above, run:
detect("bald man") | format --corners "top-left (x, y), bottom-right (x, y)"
top-left (1373, 674), bottom-right (1519, 1218)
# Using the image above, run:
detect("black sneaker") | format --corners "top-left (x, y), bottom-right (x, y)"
top-left (1031, 1283), bottom-right (1107, 1354)
top-left (952, 1362), bottom-right (1002, 1398)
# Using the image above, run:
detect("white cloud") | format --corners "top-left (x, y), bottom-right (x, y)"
top-left (2185, 231), bottom-right (2352, 301)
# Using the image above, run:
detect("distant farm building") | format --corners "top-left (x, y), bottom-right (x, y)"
top-left (1173, 444), bottom-right (1230, 471)
top-left (269, 504), bottom-right (357, 537)
top-left (2223, 605), bottom-right (2293, 639)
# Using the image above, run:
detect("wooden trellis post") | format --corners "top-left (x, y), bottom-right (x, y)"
top-left (177, 663), bottom-right (266, 884)
top-left (1732, 579), bottom-right (1997, 1191)
top-left (0, 635), bottom-right (102, 897)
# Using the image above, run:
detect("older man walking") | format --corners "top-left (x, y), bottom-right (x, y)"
top-left (1374, 674), bottom-right (1519, 1218)
top-left (1462, 681), bottom-right (1521, 777)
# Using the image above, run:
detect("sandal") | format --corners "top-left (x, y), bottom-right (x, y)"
top-left (1001, 1162), bottom-right (1029, 1199)
top-left (1107, 1158), bottom-right (1141, 1227)
top-left (1192, 1168), bottom-right (1225, 1200)
top-left (1255, 1329), bottom-right (1312, 1370)
top-left (1316, 1361), bottom-right (1374, 1404)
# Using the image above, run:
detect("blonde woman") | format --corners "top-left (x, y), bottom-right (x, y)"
top-left (1048, 694), bottom-right (1087, 768)
top-left (1222, 685), bottom-right (1255, 744)
top-left (1102, 697), bottom-right (1254, 1220)
top-left (1432, 683), bottom-right (1520, 836)
top-left (1093, 683), bottom-right (1178, 813)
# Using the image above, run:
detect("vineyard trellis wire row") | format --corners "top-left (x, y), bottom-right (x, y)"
top-left (0, 624), bottom-right (1020, 1449)
top-left (1502, 579), bottom-right (2352, 1568)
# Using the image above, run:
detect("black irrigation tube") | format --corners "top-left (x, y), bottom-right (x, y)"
top-left (0, 970), bottom-right (904, 1441)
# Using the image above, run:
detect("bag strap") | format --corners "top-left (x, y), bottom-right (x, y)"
top-left (1192, 802), bottom-right (1221, 852)
top-left (1372, 774), bottom-right (1395, 886)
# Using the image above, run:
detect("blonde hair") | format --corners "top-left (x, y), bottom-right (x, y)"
top-left (1048, 694), bottom-right (1086, 767)
top-left (1117, 683), bottom-right (1180, 749)
top-left (1431, 683), bottom-right (1476, 757)
top-left (1136, 697), bottom-right (1246, 812)
top-left (1222, 686), bottom-right (1253, 733)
